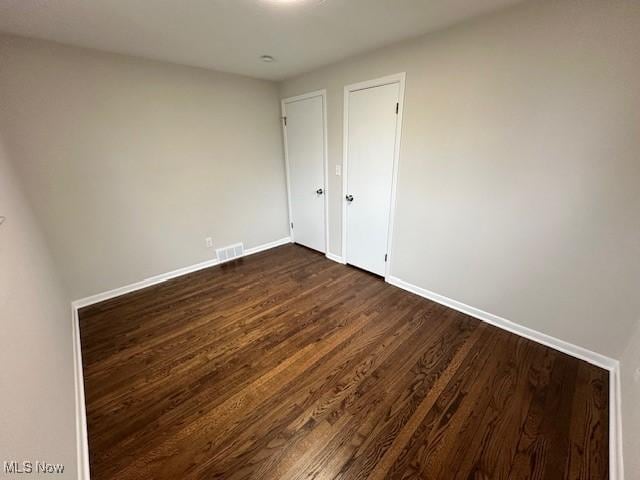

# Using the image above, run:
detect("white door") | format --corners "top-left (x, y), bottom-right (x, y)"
top-left (283, 94), bottom-right (326, 253)
top-left (345, 82), bottom-right (400, 276)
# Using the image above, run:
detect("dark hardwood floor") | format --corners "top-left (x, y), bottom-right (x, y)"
top-left (79, 244), bottom-right (609, 480)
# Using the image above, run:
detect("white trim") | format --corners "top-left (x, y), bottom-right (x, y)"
top-left (344, 73), bottom-right (407, 93)
top-left (341, 73), bottom-right (406, 277)
top-left (281, 101), bottom-right (294, 241)
top-left (384, 75), bottom-right (406, 279)
top-left (281, 90), bottom-right (329, 253)
top-left (612, 364), bottom-right (625, 480)
top-left (341, 86), bottom-right (347, 261)
top-left (72, 306), bottom-right (90, 480)
top-left (386, 275), bottom-right (617, 369)
top-left (244, 236), bottom-right (292, 256)
top-left (325, 252), bottom-right (346, 264)
top-left (322, 91), bottom-right (330, 254)
top-left (72, 258), bottom-right (219, 309)
top-left (385, 274), bottom-right (623, 479)
top-left (72, 237), bottom-right (291, 309)
top-left (281, 89), bottom-right (326, 105)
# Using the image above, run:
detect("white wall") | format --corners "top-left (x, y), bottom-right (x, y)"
top-left (622, 321), bottom-right (640, 478)
top-left (280, 0), bottom-right (640, 359)
top-left (0, 139), bottom-right (77, 477)
top-left (0, 35), bottom-right (289, 301)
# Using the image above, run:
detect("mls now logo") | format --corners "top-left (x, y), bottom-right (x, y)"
top-left (3, 460), bottom-right (65, 474)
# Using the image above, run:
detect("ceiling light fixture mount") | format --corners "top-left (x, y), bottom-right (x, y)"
top-left (262, 0), bottom-right (328, 6)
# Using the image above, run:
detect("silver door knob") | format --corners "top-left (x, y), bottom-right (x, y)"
top-left (345, 194), bottom-right (354, 202)
top-left (316, 188), bottom-right (324, 195)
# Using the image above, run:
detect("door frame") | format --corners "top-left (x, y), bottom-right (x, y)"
top-left (342, 73), bottom-right (406, 278)
top-left (281, 90), bottom-right (329, 253)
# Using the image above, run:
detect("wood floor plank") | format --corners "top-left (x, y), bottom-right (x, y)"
top-left (507, 351), bottom-right (574, 480)
top-left (330, 315), bottom-right (483, 480)
top-left (191, 295), bottom-right (455, 479)
top-left (79, 244), bottom-right (610, 480)
top-left (224, 299), bottom-right (434, 480)
top-left (374, 326), bottom-right (503, 480)
top-left (565, 362), bottom-right (609, 479)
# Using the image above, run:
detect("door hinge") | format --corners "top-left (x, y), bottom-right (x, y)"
top-left (385, 253), bottom-right (388, 262)
top-left (282, 116), bottom-right (287, 126)
top-left (395, 103), bottom-right (399, 114)
top-left (291, 222), bottom-right (294, 229)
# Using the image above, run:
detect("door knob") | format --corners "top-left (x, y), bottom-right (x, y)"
top-left (316, 188), bottom-right (324, 195)
top-left (345, 194), bottom-right (354, 202)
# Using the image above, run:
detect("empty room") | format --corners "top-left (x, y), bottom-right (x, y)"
top-left (1, 0), bottom-right (639, 479)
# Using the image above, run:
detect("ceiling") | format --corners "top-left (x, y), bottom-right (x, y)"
top-left (0, 0), bottom-right (524, 81)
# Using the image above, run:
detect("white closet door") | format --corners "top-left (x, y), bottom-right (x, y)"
top-left (283, 94), bottom-right (326, 253)
top-left (345, 82), bottom-right (400, 275)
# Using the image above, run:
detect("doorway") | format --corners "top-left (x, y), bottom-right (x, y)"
top-left (282, 90), bottom-right (329, 253)
top-left (342, 74), bottom-right (405, 276)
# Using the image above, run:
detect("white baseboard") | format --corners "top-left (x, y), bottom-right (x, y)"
top-left (71, 259), bottom-right (218, 310)
top-left (612, 365), bottom-right (625, 480)
top-left (245, 236), bottom-right (292, 256)
top-left (326, 252), bottom-right (346, 264)
top-left (386, 276), bottom-right (616, 370)
top-left (71, 306), bottom-right (90, 480)
top-left (385, 274), bottom-right (623, 480)
top-left (70, 235), bottom-right (291, 479)
top-left (72, 237), bottom-right (291, 310)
